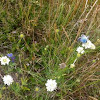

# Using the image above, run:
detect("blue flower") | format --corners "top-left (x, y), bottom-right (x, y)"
top-left (11, 56), bottom-right (15, 63)
top-left (7, 53), bottom-right (13, 58)
top-left (7, 53), bottom-right (15, 62)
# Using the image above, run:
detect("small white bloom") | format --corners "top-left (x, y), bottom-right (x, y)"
top-left (76, 46), bottom-right (84, 54)
top-left (90, 43), bottom-right (95, 49)
top-left (45, 79), bottom-right (57, 92)
top-left (82, 40), bottom-right (95, 49)
top-left (70, 64), bottom-right (75, 68)
top-left (0, 56), bottom-right (10, 65)
top-left (3, 75), bottom-right (14, 86)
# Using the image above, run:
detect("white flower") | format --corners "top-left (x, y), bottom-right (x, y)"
top-left (70, 64), bottom-right (75, 68)
top-left (82, 40), bottom-right (95, 49)
top-left (76, 46), bottom-right (84, 54)
top-left (90, 43), bottom-right (95, 49)
top-left (45, 79), bottom-right (57, 92)
top-left (3, 75), bottom-right (14, 86)
top-left (0, 56), bottom-right (10, 65)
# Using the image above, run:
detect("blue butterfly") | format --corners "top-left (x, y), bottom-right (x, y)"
top-left (78, 34), bottom-right (89, 43)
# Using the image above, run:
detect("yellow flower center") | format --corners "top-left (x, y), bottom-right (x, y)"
top-left (50, 83), bottom-right (54, 87)
top-left (35, 87), bottom-right (39, 92)
top-left (3, 59), bottom-right (7, 62)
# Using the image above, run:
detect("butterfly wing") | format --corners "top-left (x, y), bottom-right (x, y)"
top-left (78, 34), bottom-right (88, 43)
top-left (80, 38), bottom-right (87, 43)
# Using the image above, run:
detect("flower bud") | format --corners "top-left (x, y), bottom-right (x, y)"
top-left (77, 53), bottom-right (81, 57)
top-left (70, 64), bottom-right (75, 68)
top-left (55, 29), bottom-right (59, 33)
top-left (19, 34), bottom-right (24, 38)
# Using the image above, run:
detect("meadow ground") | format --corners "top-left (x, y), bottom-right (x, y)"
top-left (0, 0), bottom-right (100, 100)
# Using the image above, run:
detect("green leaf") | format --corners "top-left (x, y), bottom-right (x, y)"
top-left (21, 86), bottom-right (30, 91)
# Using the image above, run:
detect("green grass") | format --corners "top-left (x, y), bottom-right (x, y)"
top-left (0, 0), bottom-right (100, 100)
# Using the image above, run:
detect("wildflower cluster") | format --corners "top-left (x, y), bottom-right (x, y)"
top-left (0, 34), bottom-right (96, 93)
top-left (70, 34), bottom-right (96, 68)
top-left (78, 34), bottom-right (95, 50)
top-left (0, 53), bottom-right (15, 86)
top-left (45, 35), bottom-right (96, 92)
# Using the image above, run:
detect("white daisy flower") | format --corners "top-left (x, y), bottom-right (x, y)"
top-left (76, 46), bottom-right (84, 54)
top-left (0, 56), bottom-right (10, 65)
top-left (82, 40), bottom-right (95, 49)
top-left (3, 75), bottom-right (14, 86)
top-left (45, 79), bottom-right (57, 92)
